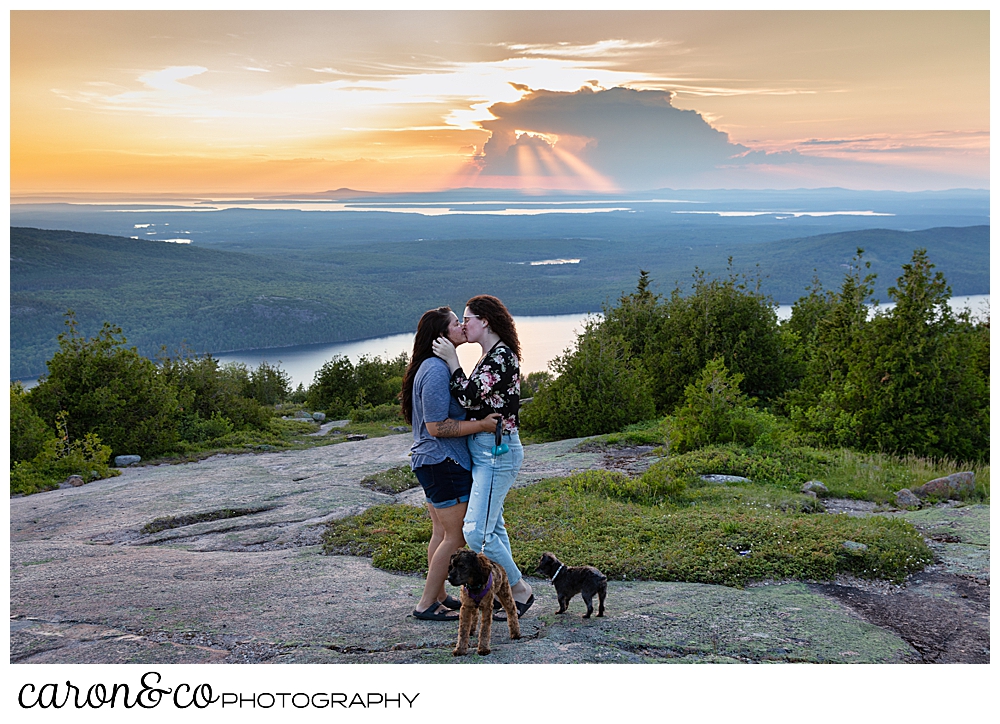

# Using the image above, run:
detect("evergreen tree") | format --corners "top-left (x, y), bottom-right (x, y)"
top-left (857, 249), bottom-right (988, 460)
top-left (791, 248), bottom-right (989, 461)
top-left (788, 248), bottom-right (876, 445)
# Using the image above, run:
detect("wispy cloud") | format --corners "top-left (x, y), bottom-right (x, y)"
top-left (505, 39), bottom-right (665, 58)
top-left (798, 130), bottom-right (989, 153)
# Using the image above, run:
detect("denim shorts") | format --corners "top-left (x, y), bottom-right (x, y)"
top-left (413, 458), bottom-right (473, 509)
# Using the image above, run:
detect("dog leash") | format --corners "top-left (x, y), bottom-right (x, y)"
top-left (479, 415), bottom-right (508, 555)
top-left (549, 564), bottom-right (564, 585)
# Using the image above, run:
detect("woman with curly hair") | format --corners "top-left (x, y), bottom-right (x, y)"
top-left (431, 294), bottom-right (534, 619)
top-left (402, 306), bottom-right (500, 621)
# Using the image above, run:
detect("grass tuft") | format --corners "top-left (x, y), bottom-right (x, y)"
top-left (360, 465), bottom-right (420, 495)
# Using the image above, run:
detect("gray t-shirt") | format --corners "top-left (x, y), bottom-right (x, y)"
top-left (410, 357), bottom-right (472, 470)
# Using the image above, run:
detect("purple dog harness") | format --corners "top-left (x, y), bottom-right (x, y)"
top-left (464, 572), bottom-right (494, 606)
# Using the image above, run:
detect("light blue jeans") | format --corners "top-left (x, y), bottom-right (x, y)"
top-left (462, 430), bottom-right (525, 586)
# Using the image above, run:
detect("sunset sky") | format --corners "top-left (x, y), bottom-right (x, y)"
top-left (9, 10), bottom-right (989, 197)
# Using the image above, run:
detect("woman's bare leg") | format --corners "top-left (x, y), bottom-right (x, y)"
top-left (416, 502), bottom-right (468, 613)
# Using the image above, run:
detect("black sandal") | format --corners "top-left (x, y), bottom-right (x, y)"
top-left (515, 594), bottom-right (535, 617)
top-left (493, 594), bottom-right (534, 621)
top-left (440, 594), bottom-right (461, 611)
top-left (412, 603), bottom-right (459, 621)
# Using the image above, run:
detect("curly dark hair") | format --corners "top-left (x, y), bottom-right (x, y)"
top-left (466, 294), bottom-right (521, 360)
top-left (400, 307), bottom-right (454, 424)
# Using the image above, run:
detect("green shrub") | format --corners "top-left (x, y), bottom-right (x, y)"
top-left (176, 411), bottom-right (235, 443)
top-left (28, 315), bottom-right (179, 458)
top-left (288, 383), bottom-right (308, 404)
top-left (566, 468), bottom-right (686, 506)
top-left (11, 411), bottom-right (118, 495)
top-left (307, 353), bottom-right (407, 418)
top-left (520, 320), bottom-right (655, 439)
top-left (789, 249), bottom-right (989, 462)
top-left (636, 463), bottom-right (689, 502)
top-left (672, 358), bottom-right (780, 452)
top-left (646, 445), bottom-right (832, 492)
top-left (350, 402), bottom-right (405, 424)
top-left (521, 370), bottom-right (553, 396)
top-left (642, 267), bottom-right (792, 411)
top-left (161, 355), bottom-right (274, 439)
top-left (307, 355), bottom-right (356, 417)
top-left (10, 382), bottom-right (53, 465)
top-left (246, 361), bottom-right (291, 405)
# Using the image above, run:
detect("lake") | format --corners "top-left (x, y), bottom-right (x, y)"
top-left (213, 313), bottom-right (601, 389)
top-left (213, 294), bottom-right (990, 388)
top-left (15, 295), bottom-right (987, 390)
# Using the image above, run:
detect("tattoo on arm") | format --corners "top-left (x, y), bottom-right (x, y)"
top-left (436, 419), bottom-right (461, 437)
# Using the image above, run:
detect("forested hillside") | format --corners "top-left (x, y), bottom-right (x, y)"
top-left (10, 224), bottom-right (989, 378)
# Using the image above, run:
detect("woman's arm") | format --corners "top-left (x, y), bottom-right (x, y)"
top-left (425, 414), bottom-right (499, 438)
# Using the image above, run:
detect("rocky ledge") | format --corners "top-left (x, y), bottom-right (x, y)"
top-left (10, 435), bottom-right (989, 664)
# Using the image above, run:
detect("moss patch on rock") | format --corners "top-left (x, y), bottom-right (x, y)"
top-left (326, 475), bottom-right (932, 586)
top-left (359, 465), bottom-right (419, 495)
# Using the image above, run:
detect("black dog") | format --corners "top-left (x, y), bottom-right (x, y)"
top-left (536, 552), bottom-right (607, 618)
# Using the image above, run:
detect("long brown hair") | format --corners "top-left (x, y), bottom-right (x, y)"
top-left (400, 307), bottom-right (454, 424)
top-left (466, 294), bottom-right (520, 360)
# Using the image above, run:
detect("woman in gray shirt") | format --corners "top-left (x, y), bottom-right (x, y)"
top-left (401, 307), bottom-right (499, 620)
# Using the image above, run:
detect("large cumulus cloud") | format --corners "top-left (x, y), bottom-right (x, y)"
top-left (475, 86), bottom-right (749, 189)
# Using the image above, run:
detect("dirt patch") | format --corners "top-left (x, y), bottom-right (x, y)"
top-left (598, 445), bottom-right (660, 477)
top-left (142, 505), bottom-right (276, 534)
top-left (812, 569), bottom-right (989, 663)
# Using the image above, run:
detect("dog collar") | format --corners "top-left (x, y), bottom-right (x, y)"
top-left (465, 572), bottom-right (493, 605)
top-left (549, 564), bottom-right (564, 584)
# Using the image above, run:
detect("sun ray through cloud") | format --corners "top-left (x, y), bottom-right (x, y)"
top-left (10, 11), bottom-right (988, 195)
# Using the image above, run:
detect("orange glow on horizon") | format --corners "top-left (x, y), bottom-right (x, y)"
top-left (10, 10), bottom-right (989, 197)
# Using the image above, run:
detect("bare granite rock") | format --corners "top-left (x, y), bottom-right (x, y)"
top-left (9, 435), bottom-right (989, 665)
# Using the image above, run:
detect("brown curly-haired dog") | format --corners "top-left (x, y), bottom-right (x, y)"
top-left (536, 551), bottom-right (607, 618)
top-left (447, 549), bottom-right (521, 656)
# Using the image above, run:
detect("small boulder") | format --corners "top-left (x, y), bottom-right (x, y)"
top-left (312, 412), bottom-right (326, 422)
top-left (801, 480), bottom-right (829, 496)
top-left (114, 455), bottom-right (141, 467)
top-left (65, 475), bottom-right (85, 487)
top-left (294, 410), bottom-right (313, 419)
top-left (700, 474), bottom-right (751, 484)
top-left (346, 434), bottom-right (368, 441)
top-left (391, 426), bottom-right (410, 433)
top-left (842, 540), bottom-right (868, 553)
top-left (912, 472), bottom-right (975, 500)
top-left (895, 488), bottom-right (922, 509)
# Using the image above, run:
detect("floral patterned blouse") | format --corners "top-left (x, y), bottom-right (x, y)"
top-left (449, 341), bottom-right (520, 433)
